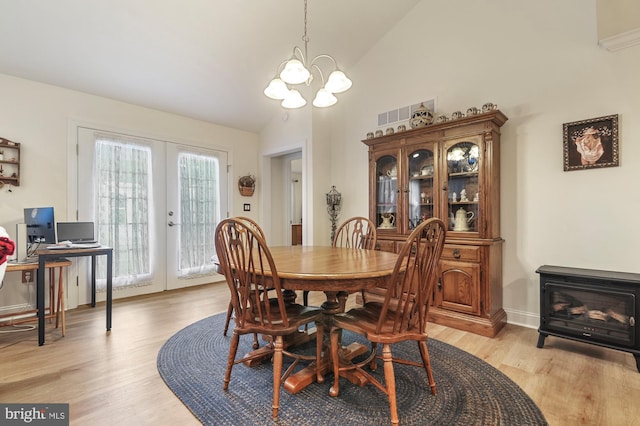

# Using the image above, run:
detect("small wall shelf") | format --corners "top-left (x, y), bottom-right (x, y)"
top-left (0, 138), bottom-right (20, 187)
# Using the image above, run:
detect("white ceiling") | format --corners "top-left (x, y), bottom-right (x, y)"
top-left (0, 0), bottom-right (420, 133)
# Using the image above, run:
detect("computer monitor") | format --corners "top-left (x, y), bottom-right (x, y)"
top-left (23, 207), bottom-right (56, 244)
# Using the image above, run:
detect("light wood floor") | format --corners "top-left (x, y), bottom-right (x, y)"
top-left (1, 282), bottom-right (639, 425)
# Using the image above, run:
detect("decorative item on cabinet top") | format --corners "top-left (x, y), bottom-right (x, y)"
top-left (409, 102), bottom-right (434, 128)
top-left (238, 175), bottom-right (256, 197)
top-left (364, 102), bottom-right (498, 139)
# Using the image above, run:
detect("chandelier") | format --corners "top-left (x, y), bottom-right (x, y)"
top-left (263, 0), bottom-right (352, 109)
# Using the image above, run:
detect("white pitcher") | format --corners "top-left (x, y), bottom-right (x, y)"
top-left (380, 213), bottom-right (395, 228)
top-left (453, 208), bottom-right (474, 231)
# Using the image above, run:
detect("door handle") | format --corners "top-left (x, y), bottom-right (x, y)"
top-left (168, 221), bottom-right (179, 227)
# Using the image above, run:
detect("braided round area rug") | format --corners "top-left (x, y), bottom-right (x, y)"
top-left (157, 313), bottom-right (547, 425)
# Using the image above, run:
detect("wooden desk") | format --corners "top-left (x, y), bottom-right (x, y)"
top-left (36, 246), bottom-right (113, 346)
top-left (4, 259), bottom-right (73, 334)
top-left (230, 246), bottom-right (398, 393)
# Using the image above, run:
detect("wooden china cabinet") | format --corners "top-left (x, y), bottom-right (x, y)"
top-left (362, 110), bottom-right (508, 337)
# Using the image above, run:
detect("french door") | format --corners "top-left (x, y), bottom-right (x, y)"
top-left (77, 127), bottom-right (227, 300)
top-left (165, 143), bottom-right (227, 290)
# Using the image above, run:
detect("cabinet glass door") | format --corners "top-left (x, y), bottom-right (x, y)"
top-left (407, 148), bottom-right (434, 230)
top-left (447, 141), bottom-right (480, 233)
top-left (375, 154), bottom-right (398, 230)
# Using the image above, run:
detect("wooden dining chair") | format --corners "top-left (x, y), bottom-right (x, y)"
top-left (222, 216), bottom-right (265, 348)
top-left (328, 218), bottom-right (446, 425)
top-left (215, 218), bottom-right (324, 420)
top-left (332, 216), bottom-right (377, 250)
top-left (302, 216), bottom-right (377, 307)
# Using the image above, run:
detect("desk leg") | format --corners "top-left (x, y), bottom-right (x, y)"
top-left (49, 268), bottom-right (54, 324)
top-left (37, 257), bottom-right (46, 346)
top-left (57, 266), bottom-right (66, 336)
top-left (91, 255), bottom-right (97, 307)
top-left (106, 251), bottom-right (112, 331)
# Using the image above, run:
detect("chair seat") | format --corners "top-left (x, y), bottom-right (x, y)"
top-left (333, 303), bottom-right (427, 344)
top-left (238, 302), bottom-right (323, 336)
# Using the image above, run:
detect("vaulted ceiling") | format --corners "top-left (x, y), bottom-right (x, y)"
top-left (0, 0), bottom-right (420, 133)
top-left (1, 1), bottom-right (634, 134)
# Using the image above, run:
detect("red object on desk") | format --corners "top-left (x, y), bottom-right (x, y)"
top-left (0, 234), bottom-right (15, 265)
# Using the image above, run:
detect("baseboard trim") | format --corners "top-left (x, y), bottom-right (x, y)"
top-left (504, 307), bottom-right (539, 329)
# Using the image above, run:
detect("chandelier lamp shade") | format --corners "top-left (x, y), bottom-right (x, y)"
top-left (263, 0), bottom-right (352, 109)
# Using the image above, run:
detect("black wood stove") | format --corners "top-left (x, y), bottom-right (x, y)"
top-left (536, 265), bottom-right (640, 372)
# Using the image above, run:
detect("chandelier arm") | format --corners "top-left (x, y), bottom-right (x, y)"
top-left (309, 54), bottom-right (339, 70)
top-left (292, 46), bottom-right (307, 67)
top-left (310, 63), bottom-right (325, 86)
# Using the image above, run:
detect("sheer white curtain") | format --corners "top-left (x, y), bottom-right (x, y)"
top-left (94, 133), bottom-right (154, 290)
top-left (177, 151), bottom-right (219, 278)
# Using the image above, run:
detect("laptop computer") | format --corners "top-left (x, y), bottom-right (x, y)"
top-left (56, 222), bottom-right (99, 244)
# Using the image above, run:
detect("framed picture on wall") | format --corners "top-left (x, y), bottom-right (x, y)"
top-left (563, 114), bottom-right (619, 171)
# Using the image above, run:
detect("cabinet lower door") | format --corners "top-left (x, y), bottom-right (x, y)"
top-left (437, 260), bottom-right (481, 315)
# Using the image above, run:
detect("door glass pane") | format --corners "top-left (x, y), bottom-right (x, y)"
top-left (94, 136), bottom-right (153, 289)
top-left (376, 155), bottom-right (398, 229)
top-left (447, 142), bottom-right (480, 232)
top-left (177, 152), bottom-right (220, 277)
top-left (408, 148), bottom-right (434, 230)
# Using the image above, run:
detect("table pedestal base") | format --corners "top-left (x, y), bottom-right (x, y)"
top-left (283, 341), bottom-right (369, 394)
top-left (242, 329), bottom-right (316, 367)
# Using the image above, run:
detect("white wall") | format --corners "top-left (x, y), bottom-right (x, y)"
top-left (328, 0), bottom-right (640, 328)
top-left (0, 74), bottom-right (258, 311)
top-left (597, 0), bottom-right (640, 38)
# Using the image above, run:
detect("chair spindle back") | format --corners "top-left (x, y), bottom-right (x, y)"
top-left (215, 218), bottom-right (289, 331)
top-left (378, 218), bottom-right (446, 335)
top-left (332, 216), bottom-right (377, 249)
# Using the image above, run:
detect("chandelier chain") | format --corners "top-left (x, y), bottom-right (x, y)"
top-left (302, 0), bottom-right (309, 59)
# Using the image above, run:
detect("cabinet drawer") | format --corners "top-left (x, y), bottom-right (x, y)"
top-left (376, 239), bottom-right (397, 253)
top-left (441, 244), bottom-right (480, 262)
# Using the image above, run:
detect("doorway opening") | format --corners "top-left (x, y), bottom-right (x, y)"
top-left (291, 157), bottom-right (302, 245)
top-left (264, 149), bottom-right (303, 246)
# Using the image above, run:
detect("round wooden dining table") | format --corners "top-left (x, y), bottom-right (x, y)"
top-left (267, 245), bottom-right (398, 311)
top-left (250, 245), bottom-right (399, 394)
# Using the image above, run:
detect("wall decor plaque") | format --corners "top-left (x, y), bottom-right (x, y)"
top-left (563, 114), bottom-right (619, 171)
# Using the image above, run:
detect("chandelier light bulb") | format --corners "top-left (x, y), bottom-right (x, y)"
top-left (325, 70), bottom-right (352, 93)
top-left (281, 89), bottom-right (307, 109)
top-left (263, 78), bottom-right (290, 100)
top-left (280, 59), bottom-right (311, 85)
top-left (312, 88), bottom-right (337, 107)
